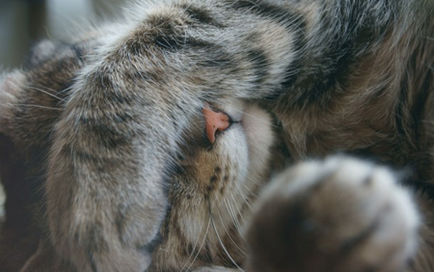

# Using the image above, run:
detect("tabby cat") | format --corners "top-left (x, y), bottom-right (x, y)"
top-left (1, 0), bottom-right (434, 271)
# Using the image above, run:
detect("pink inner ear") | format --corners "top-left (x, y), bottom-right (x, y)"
top-left (202, 104), bottom-right (231, 144)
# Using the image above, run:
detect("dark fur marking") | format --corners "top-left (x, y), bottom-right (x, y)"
top-left (186, 244), bottom-right (195, 257)
top-left (230, 0), bottom-right (308, 98)
top-left (405, 180), bottom-right (434, 201)
top-left (246, 48), bottom-right (269, 86)
top-left (363, 174), bottom-right (375, 186)
top-left (112, 112), bottom-right (136, 124)
top-left (146, 13), bottom-right (219, 51)
top-left (280, 200), bottom-right (306, 242)
top-left (80, 121), bottom-right (131, 149)
top-left (198, 52), bottom-right (233, 68)
top-left (230, 0), bottom-right (300, 25)
top-left (287, 1), bottom-right (395, 108)
top-left (62, 145), bottom-right (94, 161)
top-left (89, 252), bottom-right (99, 272)
top-left (123, 70), bottom-right (162, 89)
top-left (70, 43), bottom-right (86, 62)
top-left (200, 243), bottom-right (214, 263)
top-left (278, 21), bottom-right (306, 97)
top-left (140, 232), bottom-right (163, 254)
top-left (155, 35), bottom-right (217, 51)
top-left (62, 144), bottom-right (127, 173)
top-left (82, 223), bottom-right (109, 255)
top-left (339, 218), bottom-right (380, 253)
top-left (108, 90), bottom-right (137, 105)
top-left (210, 175), bottom-right (218, 183)
top-left (181, 4), bottom-right (223, 27)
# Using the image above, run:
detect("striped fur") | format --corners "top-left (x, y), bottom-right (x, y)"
top-left (1, 0), bottom-right (434, 271)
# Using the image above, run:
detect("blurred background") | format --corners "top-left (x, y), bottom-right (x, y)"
top-left (0, 0), bottom-right (129, 69)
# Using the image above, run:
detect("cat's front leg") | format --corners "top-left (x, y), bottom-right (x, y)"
top-left (245, 156), bottom-right (419, 272)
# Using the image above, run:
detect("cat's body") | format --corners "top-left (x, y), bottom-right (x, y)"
top-left (0, 0), bottom-right (433, 271)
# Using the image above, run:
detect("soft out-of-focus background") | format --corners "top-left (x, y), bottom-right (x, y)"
top-left (0, 0), bottom-right (129, 69)
top-left (0, 0), bottom-right (129, 221)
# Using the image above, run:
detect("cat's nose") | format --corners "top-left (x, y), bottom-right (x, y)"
top-left (203, 104), bottom-right (231, 144)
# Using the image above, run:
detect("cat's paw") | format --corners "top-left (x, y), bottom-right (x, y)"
top-left (245, 156), bottom-right (419, 272)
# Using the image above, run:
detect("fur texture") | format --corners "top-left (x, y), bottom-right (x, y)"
top-left (1, 0), bottom-right (434, 271)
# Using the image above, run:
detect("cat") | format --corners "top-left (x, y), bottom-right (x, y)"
top-left (1, 0), bottom-right (434, 271)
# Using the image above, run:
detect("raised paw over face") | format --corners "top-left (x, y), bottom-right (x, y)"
top-left (245, 156), bottom-right (419, 272)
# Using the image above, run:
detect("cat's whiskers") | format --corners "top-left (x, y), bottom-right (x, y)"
top-left (8, 103), bottom-right (63, 111)
top-left (223, 196), bottom-right (245, 246)
top-left (24, 85), bottom-right (67, 102)
top-left (231, 108), bottom-right (279, 128)
top-left (215, 197), bottom-right (247, 257)
top-left (8, 79), bottom-right (66, 103)
top-left (180, 218), bottom-right (212, 272)
top-left (2, 81), bottom-right (65, 111)
top-left (239, 176), bottom-right (260, 200)
top-left (223, 197), bottom-right (243, 235)
top-left (208, 199), bottom-right (244, 271)
top-left (224, 190), bottom-right (250, 253)
top-left (230, 182), bottom-right (252, 230)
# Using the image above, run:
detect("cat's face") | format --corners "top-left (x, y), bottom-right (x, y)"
top-left (0, 25), bottom-right (282, 271)
top-left (0, 59), bottom-right (278, 269)
top-left (154, 100), bottom-right (277, 269)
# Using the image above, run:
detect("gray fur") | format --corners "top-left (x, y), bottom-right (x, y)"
top-left (0, 0), bottom-right (433, 271)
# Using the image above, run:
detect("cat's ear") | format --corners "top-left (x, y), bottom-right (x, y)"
top-left (0, 70), bottom-right (25, 134)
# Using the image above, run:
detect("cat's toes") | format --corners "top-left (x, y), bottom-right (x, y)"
top-left (245, 156), bottom-right (419, 272)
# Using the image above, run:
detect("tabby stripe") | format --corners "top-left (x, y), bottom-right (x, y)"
top-left (64, 145), bottom-right (128, 164)
top-left (90, 73), bottom-right (142, 106)
top-left (246, 49), bottom-right (269, 86)
top-left (287, 0), bottom-right (396, 107)
top-left (279, 28), bottom-right (306, 93)
top-left (154, 35), bottom-right (217, 51)
top-left (227, 0), bottom-right (307, 96)
top-left (289, 4), bottom-right (382, 107)
top-left (228, 0), bottom-right (306, 42)
top-left (291, 4), bottom-right (353, 106)
top-left (228, 0), bottom-right (303, 26)
top-left (83, 123), bottom-right (132, 149)
top-left (179, 4), bottom-right (224, 27)
top-left (152, 31), bottom-right (233, 69)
